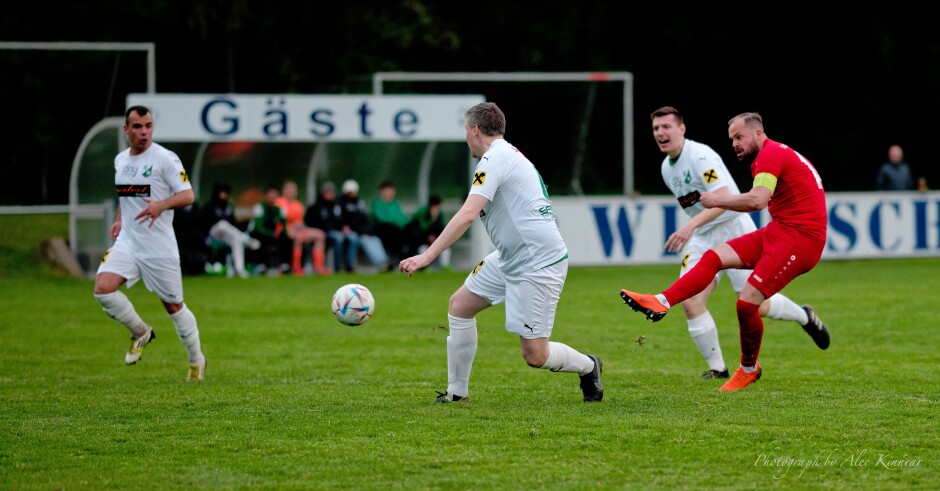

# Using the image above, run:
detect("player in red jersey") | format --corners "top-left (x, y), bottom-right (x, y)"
top-left (620, 112), bottom-right (829, 391)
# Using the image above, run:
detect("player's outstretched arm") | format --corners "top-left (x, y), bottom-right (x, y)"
top-left (400, 194), bottom-right (488, 276)
top-left (701, 186), bottom-right (771, 213)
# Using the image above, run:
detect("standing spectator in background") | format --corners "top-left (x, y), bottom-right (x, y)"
top-left (248, 185), bottom-right (291, 274)
top-left (336, 179), bottom-right (389, 273)
top-left (405, 194), bottom-right (448, 268)
top-left (275, 179), bottom-right (330, 276)
top-left (369, 179), bottom-right (410, 267)
top-left (93, 105), bottom-right (206, 381)
top-left (876, 144), bottom-right (915, 191)
top-left (200, 181), bottom-right (260, 278)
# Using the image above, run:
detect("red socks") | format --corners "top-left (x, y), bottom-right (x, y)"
top-left (736, 299), bottom-right (764, 367)
top-left (662, 249), bottom-right (723, 305)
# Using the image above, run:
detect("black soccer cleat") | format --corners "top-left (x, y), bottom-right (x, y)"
top-left (579, 355), bottom-right (604, 402)
top-left (801, 304), bottom-right (830, 350)
top-left (701, 369), bottom-right (730, 380)
top-left (434, 391), bottom-right (468, 403)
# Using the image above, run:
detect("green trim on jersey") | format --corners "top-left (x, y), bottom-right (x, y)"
top-left (542, 252), bottom-right (569, 269)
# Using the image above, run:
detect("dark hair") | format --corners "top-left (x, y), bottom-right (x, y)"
top-left (650, 106), bottom-right (683, 125)
top-left (428, 194), bottom-right (442, 206)
top-left (125, 105), bottom-right (151, 124)
top-left (465, 102), bottom-right (506, 136)
top-left (378, 179), bottom-right (395, 190)
top-left (211, 181), bottom-right (232, 198)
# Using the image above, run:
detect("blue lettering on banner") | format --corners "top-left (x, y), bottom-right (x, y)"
top-left (394, 110), bottom-right (418, 136)
top-left (310, 110), bottom-right (335, 136)
top-left (358, 102), bottom-right (373, 137)
top-left (263, 97), bottom-right (288, 137)
top-left (750, 210), bottom-right (763, 228)
top-left (662, 204), bottom-right (678, 256)
top-left (913, 199), bottom-right (940, 251)
top-left (914, 201), bottom-right (928, 250)
top-left (592, 205), bottom-right (644, 257)
top-left (870, 202), bottom-right (901, 251)
top-left (201, 99), bottom-right (238, 135)
top-left (827, 203), bottom-right (857, 252)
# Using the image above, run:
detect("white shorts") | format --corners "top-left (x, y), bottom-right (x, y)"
top-left (464, 250), bottom-right (567, 340)
top-left (97, 239), bottom-right (185, 304)
top-left (679, 214), bottom-right (756, 293)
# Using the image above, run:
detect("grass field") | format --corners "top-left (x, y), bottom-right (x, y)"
top-left (1, 215), bottom-right (938, 489)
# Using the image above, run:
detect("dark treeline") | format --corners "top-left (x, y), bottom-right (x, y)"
top-left (2, 1), bottom-right (936, 204)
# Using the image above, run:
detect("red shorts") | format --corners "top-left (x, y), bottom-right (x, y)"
top-left (726, 221), bottom-right (825, 298)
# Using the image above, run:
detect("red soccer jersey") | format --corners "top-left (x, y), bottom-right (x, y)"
top-left (751, 139), bottom-right (827, 241)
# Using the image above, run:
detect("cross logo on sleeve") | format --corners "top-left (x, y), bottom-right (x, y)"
top-left (703, 169), bottom-right (718, 184)
top-left (473, 171), bottom-right (486, 186)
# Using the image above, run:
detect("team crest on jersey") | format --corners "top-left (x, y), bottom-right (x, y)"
top-left (683, 170), bottom-right (692, 185)
top-left (142, 165), bottom-right (153, 177)
top-left (179, 170), bottom-right (190, 183)
top-left (473, 171), bottom-right (486, 186)
top-left (703, 169), bottom-right (719, 184)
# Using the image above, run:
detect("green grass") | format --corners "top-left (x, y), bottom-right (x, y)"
top-left (1, 214), bottom-right (938, 489)
top-left (0, 214), bottom-right (71, 279)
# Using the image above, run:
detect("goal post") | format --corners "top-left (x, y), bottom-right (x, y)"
top-left (372, 71), bottom-right (635, 195)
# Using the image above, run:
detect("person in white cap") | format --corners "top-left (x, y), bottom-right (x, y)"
top-left (335, 179), bottom-right (389, 272)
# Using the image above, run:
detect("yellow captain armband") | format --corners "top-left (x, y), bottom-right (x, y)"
top-left (753, 172), bottom-right (777, 193)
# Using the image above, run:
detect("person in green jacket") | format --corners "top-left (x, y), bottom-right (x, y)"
top-left (369, 179), bottom-right (410, 266)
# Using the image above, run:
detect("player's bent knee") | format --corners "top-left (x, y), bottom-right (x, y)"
top-left (163, 301), bottom-right (185, 315)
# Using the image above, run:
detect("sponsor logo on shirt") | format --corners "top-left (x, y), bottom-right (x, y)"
top-left (677, 190), bottom-right (701, 209)
top-left (121, 164), bottom-right (139, 177)
top-left (116, 184), bottom-right (151, 197)
top-left (703, 169), bottom-right (719, 184)
top-left (179, 170), bottom-right (190, 183)
top-left (473, 171), bottom-right (486, 186)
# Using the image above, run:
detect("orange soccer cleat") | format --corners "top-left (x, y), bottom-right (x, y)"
top-left (718, 362), bottom-right (762, 392)
top-left (619, 289), bottom-right (669, 322)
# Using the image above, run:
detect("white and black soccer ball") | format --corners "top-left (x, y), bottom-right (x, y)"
top-left (331, 283), bottom-right (375, 326)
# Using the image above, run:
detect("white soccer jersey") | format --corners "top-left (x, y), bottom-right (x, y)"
top-left (112, 142), bottom-right (191, 258)
top-left (661, 138), bottom-right (742, 234)
top-left (468, 139), bottom-right (567, 275)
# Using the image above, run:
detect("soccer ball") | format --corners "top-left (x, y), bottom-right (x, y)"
top-left (331, 283), bottom-right (375, 326)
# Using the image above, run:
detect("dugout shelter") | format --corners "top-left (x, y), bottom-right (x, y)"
top-left (69, 94), bottom-right (484, 276)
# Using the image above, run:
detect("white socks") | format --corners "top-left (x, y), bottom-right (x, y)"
top-left (540, 342), bottom-right (595, 375)
top-left (169, 305), bottom-right (204, 365)
top-left (766, 293), bottom-right (809, 325)
top-left (655, 294), bottom-right (671, 309)
top-left (446, 314), bottom-right (477, 398)
top-left (688, 312), bottom-right (726, 372)
top-left (94, 291), bottom-right (148, 337)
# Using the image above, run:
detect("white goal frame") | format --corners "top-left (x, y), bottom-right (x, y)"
top-left (372, 71), bottom-right (635, 195)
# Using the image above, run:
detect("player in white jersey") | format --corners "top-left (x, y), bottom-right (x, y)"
top-left (644, 106), bottom-right (829, 379)
top-left (400, 102), bottom-right (603, 403)
top-left (93, 105), bottom-right (206, 381)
